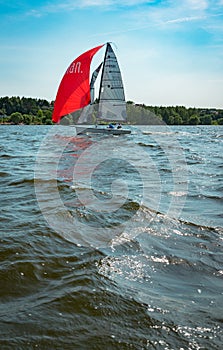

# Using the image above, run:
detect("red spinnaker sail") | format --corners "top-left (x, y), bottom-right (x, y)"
top-left (52, 44), bottom-right (104, 123)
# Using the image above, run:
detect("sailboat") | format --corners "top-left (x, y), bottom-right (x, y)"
top-left (52, 43), bottom-right (131, 135)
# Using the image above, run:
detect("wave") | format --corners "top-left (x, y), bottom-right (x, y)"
top-left (8, 178), bottom-right (72, 188)
top-left (137, 142), bottom-right (156, 148)
top-left (0, 171), bottom-right (9, 177)
top-left (8, 178), bottom-right (35, 186)
top-left (142, 131), bottom-right (176, 135)
top-left (186, 192), bottom-right (223, 201)
top-left (168, 191), bottom-right (187, 197)
top-left (0, 153), bottom-right (15, 158)
top-left (135, 202), bottom-right (222, 235)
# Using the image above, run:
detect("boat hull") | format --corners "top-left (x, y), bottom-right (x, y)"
top-left (75, 126), bottom-right (131, 135)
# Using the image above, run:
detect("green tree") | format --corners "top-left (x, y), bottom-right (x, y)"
top-left (217, 118), bottom-right (223, 125)
top-left (42, 110), bottom-right (52, 124)
top-left (23, 114), bottom-right (33, 124)
top-left (42, 115), bottom-right (53, 124)
top-left (200, 115), bottom-right (212, 125)
top-left (10, 112), bottom-right (23, 124)
top-left (173, 114), bottom-right (183, 125)
top-left (37, 109), bottom-right (44, 119)
top-left (189, 114), bottom-right (200, 125)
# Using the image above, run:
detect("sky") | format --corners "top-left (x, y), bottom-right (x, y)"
top-left (0, 0), bottom-right (223, 108)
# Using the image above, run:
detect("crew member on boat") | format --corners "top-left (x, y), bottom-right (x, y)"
top-left (108, 123), bottom-right (114, 129)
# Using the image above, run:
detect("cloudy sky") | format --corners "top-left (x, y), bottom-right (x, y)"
top-left (1, 0), bottom-right (223, 107)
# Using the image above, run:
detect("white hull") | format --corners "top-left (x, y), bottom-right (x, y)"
top-left (75, 126), bottom-right (131, 135)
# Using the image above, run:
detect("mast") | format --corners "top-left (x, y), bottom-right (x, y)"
top-left (98, 43), bottom-right (109, 104)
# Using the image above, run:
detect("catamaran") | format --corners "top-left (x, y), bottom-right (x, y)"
top-left (52, 43), bottom-right (131, 135)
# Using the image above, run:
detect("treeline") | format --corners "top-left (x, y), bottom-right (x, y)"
top-left (0, 96), bottom-right (54, 125)
top-left (0, 96), bottom-right (223, 125)
top-left (127, 101), bottom-right (223, 125)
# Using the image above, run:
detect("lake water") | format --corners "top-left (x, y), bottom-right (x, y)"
top-left (0, 125), bottom-right (222, 349)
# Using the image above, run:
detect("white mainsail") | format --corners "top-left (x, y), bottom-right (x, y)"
top-left (98, 43), bottom-right (127, 122)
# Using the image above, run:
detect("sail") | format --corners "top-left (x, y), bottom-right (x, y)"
top-left (77, 104), bottom-right (97, 124)
top-left (98, 43), bottom-right (126, 122)
top-left (78, 62), bottom-right (102, 124)
top-left (90, 62), bottom-right (103, 103)
top-left (52, 44), bottom-right (104, 123)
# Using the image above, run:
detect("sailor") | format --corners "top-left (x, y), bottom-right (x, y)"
top-left (117, 123), bottom-right (122, 129)
top-left (108, 123), bottom-right (114, 129)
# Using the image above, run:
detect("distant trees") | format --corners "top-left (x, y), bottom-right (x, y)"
top-left (126, 102), bottom-right (223, 125)
top-left (0, 96), bottom-right (53, 125)
top-left (0, 96), bottom-right (222, 125)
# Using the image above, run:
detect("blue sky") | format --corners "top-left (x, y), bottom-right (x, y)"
top-left (0, 0), bottom-right (223, 107)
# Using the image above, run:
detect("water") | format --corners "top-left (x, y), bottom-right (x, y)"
top-left (0, 125), bottom-right (222, 349)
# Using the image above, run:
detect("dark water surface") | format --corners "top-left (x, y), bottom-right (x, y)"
top-left (0, 125), bottom-right (222, 349)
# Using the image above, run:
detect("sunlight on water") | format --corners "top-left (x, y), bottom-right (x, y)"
top-left (0, 125), bottom-right (222, 349)
top-left (97, 255), bottom-right (152, 282)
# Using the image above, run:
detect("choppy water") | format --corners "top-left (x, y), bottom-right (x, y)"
top-left (0, 125), bottom-right (222, 349)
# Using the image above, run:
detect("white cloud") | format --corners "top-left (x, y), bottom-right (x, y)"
top-left (79, 0), bottom-right (152, 5)
top-left (78, 0), bottom-right (111, 7)
top-left (185, 0), bottom-right (208, 10)
top-left (123, 1), bottom-right (206, 32)
top-left (165, 15), bottom-right (205, 24)
top-left (23, 0), bottom-right (152, 17)
top-left (0, 0), bottom-right (156, 17)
